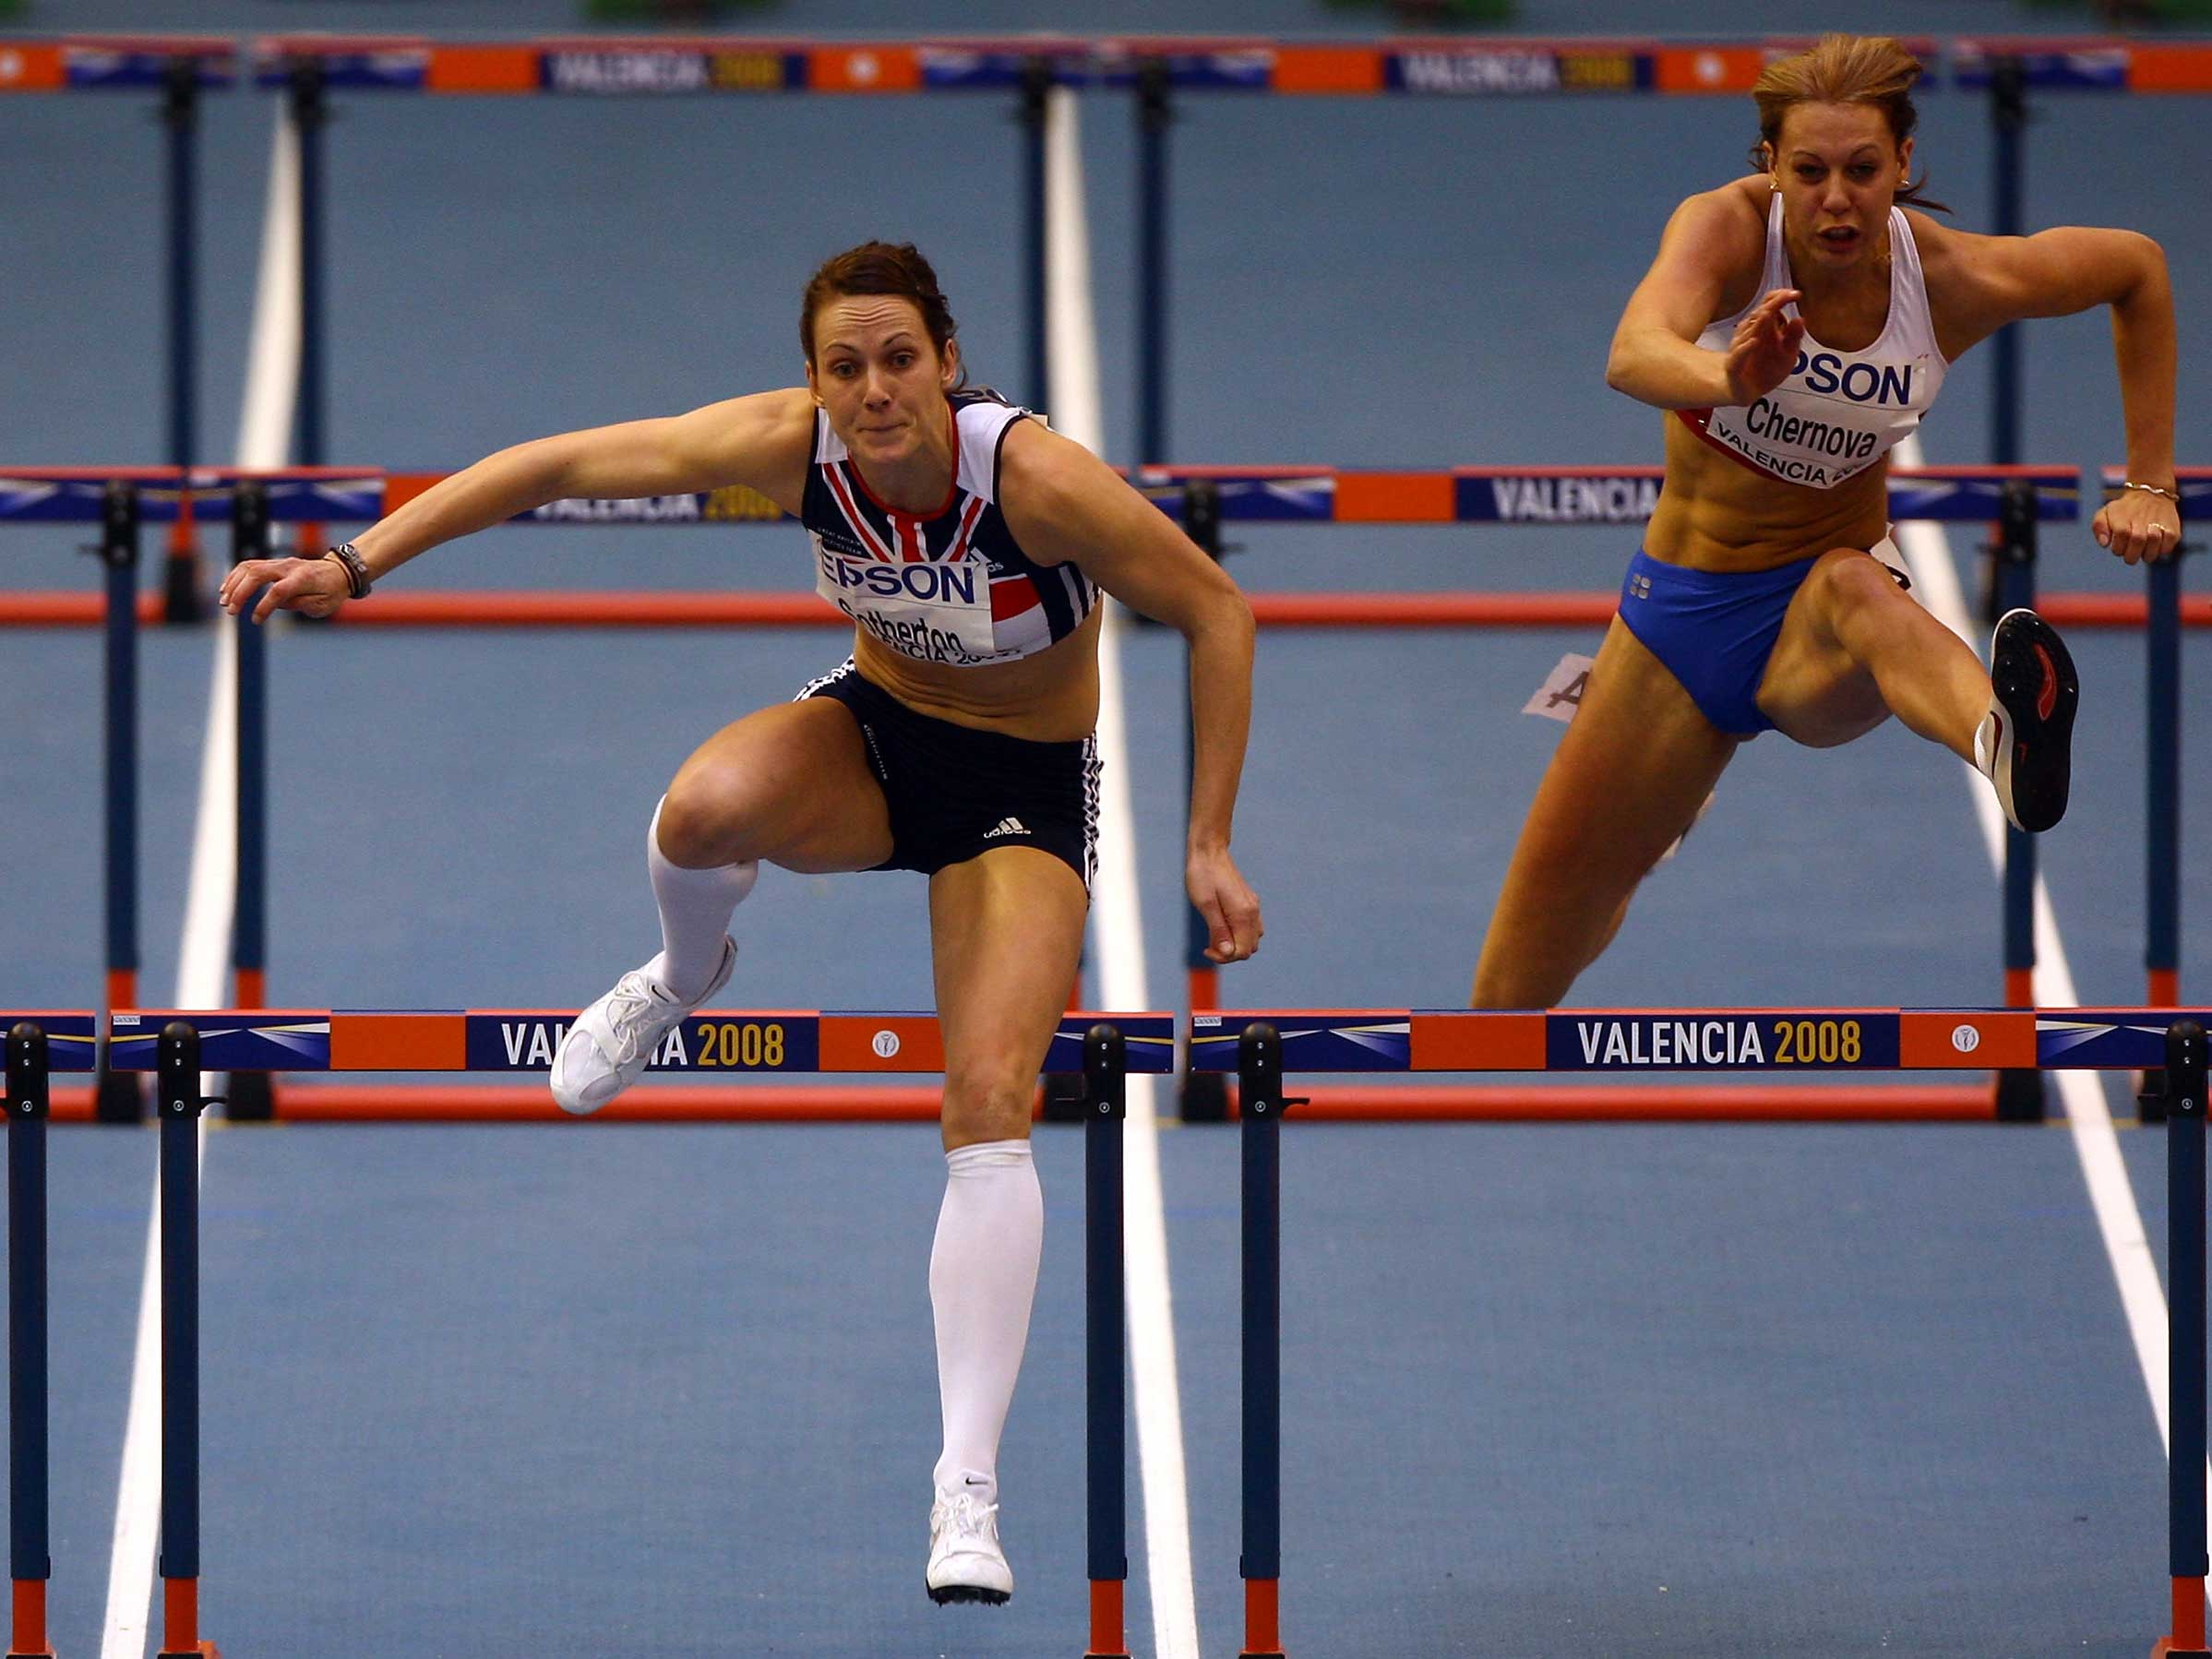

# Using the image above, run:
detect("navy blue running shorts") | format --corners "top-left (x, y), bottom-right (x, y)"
top-left (795, 658), bottom-right (1099, 890)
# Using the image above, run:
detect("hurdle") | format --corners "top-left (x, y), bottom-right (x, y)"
top-left (1194, 1007), bottom-right (2212, 1659)
top-left (212, 460), bottom-right (2122, 1124)
top-left (1142, 463), bottom-right (2131, 1123)
top-left (80, 1007), bottom-right (1168, 1658)
top-left (2107, 471), bottom-right (2207, 1022)
top-left (0, 37), bottom-right (233, 619)
top-left (4, 1015), bottom-right (97, 1659)
top-left (6, 460), bottom-right (2193, 1123)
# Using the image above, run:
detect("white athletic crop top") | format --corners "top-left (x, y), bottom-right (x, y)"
top-left (801, 388), bottom-right (1099, 668)
top-left (1677, 193), bottom-right (1945, 490)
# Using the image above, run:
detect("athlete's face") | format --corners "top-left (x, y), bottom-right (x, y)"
top-left (1770, 101), bottom-right (1912, 271)
top-left (806, 295), bottom-right (960, 468)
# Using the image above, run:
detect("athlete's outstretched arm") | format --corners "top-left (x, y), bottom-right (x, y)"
top-left (1931, 220), bottom-right (2180, 565)
top-left (220, 388), bottom-right (816, 619)
top-left (997, 420), bottom-right (1263, 964)
top-left (1606, 185), bottom-right (1795, 411)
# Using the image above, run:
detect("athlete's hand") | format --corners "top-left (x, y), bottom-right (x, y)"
top-left (1723, 288), bottom-right (1804, 405)
top-left (2092, 487), bottom-right (2183, 567)
top-left (1187, 845), bottom-right (1262, 965)
top-left (220, 555), bottom-right (351, 621)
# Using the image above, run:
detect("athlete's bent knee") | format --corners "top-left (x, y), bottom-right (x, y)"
top-left (658, 770), bottom-right (770, 867)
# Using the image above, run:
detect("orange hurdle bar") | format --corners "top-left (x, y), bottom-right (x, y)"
top-left (268, 1083), bottom-right (945, 1122)
top-left (46, 1079), bottom-right (1998, 1122)
top-left (1278, 1082), bottom-right (1996, 1121)
top-left (0, 588), bottom-right (2194, 630)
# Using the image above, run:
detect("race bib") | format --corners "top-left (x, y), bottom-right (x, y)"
top-left (813, 539), bottom-right (1004, 667)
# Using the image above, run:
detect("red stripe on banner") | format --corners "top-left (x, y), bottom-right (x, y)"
top-left (1654, 45), bottom-right (1765, 93)
top-left (1411, 1011), bottom-right (1545, 1070)
top-left (381, 472), bottom-right (443, 514)
top-left (426, 45), bottom-right (539, 93)
top-left (2132, 44), bottom-right (2212, 91)
top-left (808, 45), bottom-right (920, 92)
top-left (1898, 1010), bottom-right (2035, 1069)
top-left (819, 1014), bottom-right (945, 1072)
top-left (1333, 472), bottom-right (1454, 521)
top-left (1273, 46), bottom-right (1382, 93)
top-left (0, 44), bottom-right (65, 90)
top-left (330, 1012), bottom-right (467, 1070)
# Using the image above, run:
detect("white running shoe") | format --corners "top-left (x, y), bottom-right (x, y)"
top-left (549, 937), bottom-right (735, 1116)
top-left (926, 1489), bottom-right (1012, 1606)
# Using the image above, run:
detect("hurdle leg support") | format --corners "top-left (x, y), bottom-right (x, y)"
top-left (7, 1580), bottom-right (52, 1659)
top-left (1238, 1023), bottom-right (1289, 1657)
top-left (2157, 1020), bottom-right (2210, 1658)
top-left (155, 1577), bottom-right (219, 1658)
top-left (156, 1026), bottom-right (220, 1659)
top-left (1082, 1025), bottom-right (1131, 1658)
top-left (8, 1025), bottom-right (54, 1658)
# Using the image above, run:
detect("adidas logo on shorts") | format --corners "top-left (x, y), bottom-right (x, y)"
top-left (983, 817), bottom-right (1029, 839)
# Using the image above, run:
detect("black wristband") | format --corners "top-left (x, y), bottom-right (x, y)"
top-left (324, 543), bottom-right (372, 600)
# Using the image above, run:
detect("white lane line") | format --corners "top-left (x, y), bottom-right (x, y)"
top-left (101, 626), bottom-right (238, 1659)
top-left (1894, 435), bottom-right (2206, 1507)
top-left (102, 98), bottom-right (297, 1659)
top-left (1048, 86), bottom-right (1202, 1659)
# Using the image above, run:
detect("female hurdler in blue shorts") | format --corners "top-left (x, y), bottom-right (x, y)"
top-left (221, 242), bottom-right (1264, 1608)
top-left (1473, 34), bottom-right (2180, 1009)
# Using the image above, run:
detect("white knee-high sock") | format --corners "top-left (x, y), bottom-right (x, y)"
top-left (646, 796), bottom-right (757, 1000)
top-left (930, 1139), bottom-right (1044, 1504)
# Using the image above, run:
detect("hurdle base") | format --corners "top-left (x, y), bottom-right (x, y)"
top-left (9, 1575), bottom-right (54, 1657)
top-left (155, 1645), bottom-right (220, 1658)
top-left (1085, 1577), bottom-right (1130, 1656)
top-left (2149, 1643), bottom-right (2211, 1656)
top-left (1240, 1575), bottom-right (1285, 1657)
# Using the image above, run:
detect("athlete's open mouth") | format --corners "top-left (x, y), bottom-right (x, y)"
top-left (1818, 225), bottom-right (1861, 249)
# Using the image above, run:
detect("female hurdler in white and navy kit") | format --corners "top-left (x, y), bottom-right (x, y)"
top-left (220, 242), bottom-right (1264, 1609)
top-left (1472, 34), bottom-right (2180, 1009)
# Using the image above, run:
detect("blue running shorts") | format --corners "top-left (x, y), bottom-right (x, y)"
top-left (1614, 548), bottom-right (1823, 736)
